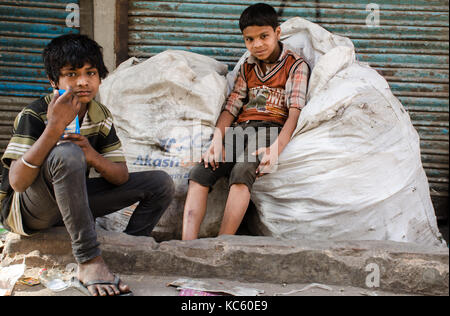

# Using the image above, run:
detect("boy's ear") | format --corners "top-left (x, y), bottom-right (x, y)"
top-left (48, 77), bottom-right (58, 90)
top-left (275, 26), bottom-right (281, 39)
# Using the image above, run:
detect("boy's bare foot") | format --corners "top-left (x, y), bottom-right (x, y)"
top-left (77, 256), bottom-right (131, 296)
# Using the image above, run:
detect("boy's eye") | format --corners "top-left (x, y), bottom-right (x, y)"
top-left (65, 72), bottom-right (76, 77)
top-left (88, 71), bottom-right (97, 76)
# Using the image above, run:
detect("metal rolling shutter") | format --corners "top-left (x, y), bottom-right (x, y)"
top-left (0, 0), bottom-right (80, 155)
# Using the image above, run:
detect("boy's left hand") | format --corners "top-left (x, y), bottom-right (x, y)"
top-left (253, 144), bottom-right (279, 177)
top-left (62, 134), bottom-right (98, 165)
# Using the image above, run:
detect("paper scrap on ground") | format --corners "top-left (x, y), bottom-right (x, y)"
top-left (168, 278), bottom-right (264, 296)
top-left (275, 283), bottom-right (333, 296)
top-left (0, 263), bottom-right (25, 296)
top-left (179, 288), bottom-right (222, 296)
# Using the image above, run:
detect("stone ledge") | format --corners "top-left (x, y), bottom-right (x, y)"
top-left (2, 227), bottom-right (448, 296)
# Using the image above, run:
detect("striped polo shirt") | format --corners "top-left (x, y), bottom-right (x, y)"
top-left (0, 94), bottom-right (126, 235)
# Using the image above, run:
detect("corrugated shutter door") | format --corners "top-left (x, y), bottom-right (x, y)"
top-left (0, 0), bottom-right (80, 155)
top-left (131, 0), bottom-right (448, 219)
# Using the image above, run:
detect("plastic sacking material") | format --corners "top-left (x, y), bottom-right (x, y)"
top-left (98, 50), bottom-right (230, 240)
top-left (236, 18), bottom-right (445, 247)
top-left (98, 17), bottom-right (445, 247)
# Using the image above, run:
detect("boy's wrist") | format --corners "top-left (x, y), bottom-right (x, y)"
top-left (43, 124), bottom-right (65, 143)
top-left (87, 151), bottom-right (103, 168)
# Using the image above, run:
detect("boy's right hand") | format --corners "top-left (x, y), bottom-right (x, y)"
top-left (201, 138), bottom-right (225, 171)
top-left (46, 89), bottom-right (81, 135)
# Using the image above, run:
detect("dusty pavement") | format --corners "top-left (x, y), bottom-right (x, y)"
top-left (4, 235), bottom-right (409, 298)
top-left (1, 226), bottom-right (448, 297)
top-left (12, 268), bottom-right (411, 297)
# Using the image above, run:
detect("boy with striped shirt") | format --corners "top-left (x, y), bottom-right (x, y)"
top-left (0, 35), bottom-right (174, 296)
top-left (182, 3), bottom-right (310, 240)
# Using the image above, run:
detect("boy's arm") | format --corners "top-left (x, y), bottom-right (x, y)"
top-left (93, 159), bottom-right (128, 186)
top-left (202, 110), bottom-right (235, 170)
top-left (253, 108), bottom-right (300, 176)
top-left (62, 133), bottom-right (129, 186)
top-left (214, 110), bottom-right (236, 143)
top-left (202, 65), bottom-right (246, 169)
top-left (275, 107), bottom-right (301, 155)
top-left (9, 91), bottom-right (81, 192)
top-left (10, 128), bottom-right (64, 192)
top-left (254, 61), bottom-right (309, 176)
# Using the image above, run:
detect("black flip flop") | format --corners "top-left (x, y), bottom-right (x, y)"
top-left (70, 276), bottom-right (134, 296)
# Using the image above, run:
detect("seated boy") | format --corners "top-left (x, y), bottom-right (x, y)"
top-left (182, 3), bottom-right (309, 240)
top-left (0, 34), bottom-right (175, 296)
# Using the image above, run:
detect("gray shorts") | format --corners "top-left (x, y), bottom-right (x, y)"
top-left (189, 121), bottom-right (282, 193)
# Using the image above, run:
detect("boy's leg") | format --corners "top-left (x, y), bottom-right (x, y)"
top-left (219, 183), bottom-right (251, 235)
top-left (183, 162), bottom-right (233, 240)
top-left (220, 160), bottom-right (258, 235)
top-left (87, 170), bottom-right (175, 237)
top-left (20, 142), bottom-right (129, 296)
top-left (182, 180), bottom-right (209, 241)
top-left (219, 122), bottom-right (280, 235)
top-left (20, 142), bottom-right (100, 262)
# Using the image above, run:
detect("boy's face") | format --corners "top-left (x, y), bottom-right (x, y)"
top-left (242, 25), bottom-right (281, 62)
top-left (51, 62), bottom-right (101, 105)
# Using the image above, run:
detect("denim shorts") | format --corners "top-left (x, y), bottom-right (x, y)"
top-left (189, 121), bottom-right (282, 193)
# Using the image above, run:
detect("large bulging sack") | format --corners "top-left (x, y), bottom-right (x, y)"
top-left (97, 50), bottom-right (230, 240)
top-left (97, 17), bottom-right (445, 248)
top-left (240, 18), bottom-right (445, 247)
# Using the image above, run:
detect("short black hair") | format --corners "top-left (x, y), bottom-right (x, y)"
top-left (239, 3), bottom-right (280, 32)
top-left (43, 34), bottom-right (109, 85)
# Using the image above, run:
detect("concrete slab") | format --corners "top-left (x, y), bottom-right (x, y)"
top-left (2, 227), bottom-right (448, 296)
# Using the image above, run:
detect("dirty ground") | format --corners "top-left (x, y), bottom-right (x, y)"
top-left (0, 230), bottom-right (422, 297)
top-left (11, 267), bottom-right (411, 297)
top-left (1, 224), bottom-right (448, 297)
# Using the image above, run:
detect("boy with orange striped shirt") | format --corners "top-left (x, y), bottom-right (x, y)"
top-left (182, 3), bottom-right (310, 240)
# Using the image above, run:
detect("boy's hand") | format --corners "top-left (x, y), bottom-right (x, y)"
top-left (62, 134), bottom-right (98, 166)
top-left (253, 108), bottom-right (301, 177)
top-left (253, 144), bottom-right (279, 177)
top-left (201, 138), bottom-right (226, 171)
top-left (47, 89), bottom-right (81, 134)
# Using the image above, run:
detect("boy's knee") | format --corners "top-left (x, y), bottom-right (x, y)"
top-left (229, 163), bottom-right (257, 192)
top-left (140, 170), bottom-right (175, 200)
top-left (47, 142), bottom-right (86, 173)
top-left (158, 171), bottom-right (175, 199)
top-left (188, 164), bottom-right (216, 189)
